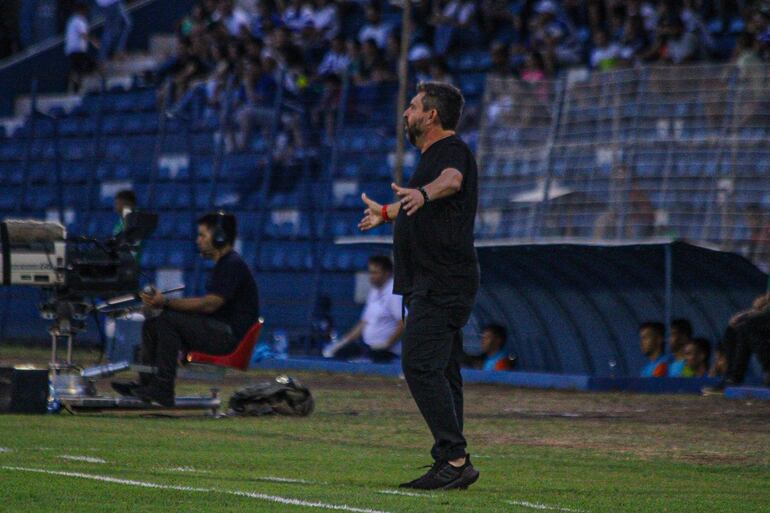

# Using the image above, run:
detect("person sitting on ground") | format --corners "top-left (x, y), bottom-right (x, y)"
top-left (682, 337), bottom-right (711, 377)
top-left (639, 321), bottom-right (668, 377)
top-left (480, 323), bottom-right (513, 371)
top-left (667, 318), bottom-right (693, 377)
top-left (323, 255), bottom-right (403, 364)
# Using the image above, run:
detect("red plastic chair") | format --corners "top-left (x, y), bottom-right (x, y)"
top-left (186, 318), bottom-right (264, 371)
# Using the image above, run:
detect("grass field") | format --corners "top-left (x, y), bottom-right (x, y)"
top-left (1, 345), bottom-right (769, 513)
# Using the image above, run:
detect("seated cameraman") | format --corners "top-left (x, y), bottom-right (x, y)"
top-left (112, 212), bottom-right (259, 406)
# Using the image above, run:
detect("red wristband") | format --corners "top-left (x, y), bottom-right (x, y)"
top-left (381, 204), bottom-right (391, 222)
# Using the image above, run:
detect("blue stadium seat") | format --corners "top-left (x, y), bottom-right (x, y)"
top-left (0, 162), bottom-right (24, 185)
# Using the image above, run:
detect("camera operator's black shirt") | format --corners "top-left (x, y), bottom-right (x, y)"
top-left (392, 134), bottom-right (479, 296)
top-left (206, 250), bottom-right (260, 340)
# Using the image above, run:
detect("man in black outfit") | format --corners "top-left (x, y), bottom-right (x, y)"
top-left (358, 82), bottom-right (480, 490)
top-left (709, 293), bottom-right (770, 391)
top-left (112, 212), bottom-right (260, 406)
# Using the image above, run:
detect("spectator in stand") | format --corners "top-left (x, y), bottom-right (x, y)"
top-left (97, 0), bottom-right (132, 62)
top-left (283, 0), bottom-right (313, 32)
top-left (488, 41), bottom-right (513, 78)
top-left (65, 2), bottom-right (99, 93)
top-left (408, 43), bottom-right (433, 84)
top-left (590, 30), bottom-right (622, 71)
top-left (682, 337), bottom-right (711, 378)
top-left (618, 14), bottom-right (650, 65)
top-left (215, 0), bottom-right (251, 37)
top-left (384, 31), bottom-right (401, 74)
top-left (250, 0), bottom-right (282, 39)
top-left (346, 38), bottom-right (362, 77)
top-left (311, 0), bottom-right (340, 41)
top-left (232, 57), bottom-right (277, 151)
top-left (317, 34), bottom-right (350, 76)
top-left (639, 321), bottom-right (668, 377)
top-left (358, 2), bottom-right (390, 49)
top-left (428, 57), bottom-right (454, 85)
top-left (530, 0), bottom-right (581, 74)
top-left (354, 38), bottom-right (383, 84)
top-left (480, 324), bottom-right (513, 372)
top-left (312, 72), bottom-right (342, 140)
top-left (431, 0), bottom-right (478, 56)
top-left (643, 16), bottom-right (699, 64)
top-left (667, 318), bottom-right (693, 377)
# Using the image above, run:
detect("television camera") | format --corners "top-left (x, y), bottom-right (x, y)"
top-left (0, 214), bottom-right (219, 413)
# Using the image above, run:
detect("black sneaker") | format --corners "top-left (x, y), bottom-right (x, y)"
top-left (132, 384), bottom-right (175, 407)
top-left (399, 461), bottom-right (442, 489)
top-left (111, 381), bottom-right (141, 397)
top-left (400, 456), bottom-right (479, 491)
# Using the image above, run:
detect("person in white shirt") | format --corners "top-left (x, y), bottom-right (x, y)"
top-left (65, 3), bottom-right (99, 92)
top-left (311, 0), bottom-right (340, 41)
top-left (317, 35), bottom-right (351, 76)
top-left (324, 255), bottom-right (404, 363)
top-left (217, 0), bottom-right (251, 37)
top-left (358, 2), bottom-right (390, 48)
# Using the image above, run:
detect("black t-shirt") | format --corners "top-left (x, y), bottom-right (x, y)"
top-left (206, 250), bottom-right (260, 340)
top-left (392, 134), bottom-right (479, 296)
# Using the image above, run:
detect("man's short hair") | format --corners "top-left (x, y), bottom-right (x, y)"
top-left (197, 212), bottom-right (237, 246)
top-left (416, 81), bottom-right (465, 131)
top-left (691, 337), bottom-right (712, 367)
top-left (115, 189), bottom-right (137, 206)
top-left (639, 321), bottom-right (665, 339)
top-left (671, 318), bottom-right (693, 338)
top-left (368, 254), bottom-right (393, 273)
top-left (483, 323), bottom-right (507, 345)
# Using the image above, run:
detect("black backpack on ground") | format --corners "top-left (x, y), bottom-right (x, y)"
top-left (228, 375), bottom-right (314, 416)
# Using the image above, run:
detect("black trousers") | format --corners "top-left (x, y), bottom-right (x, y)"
top-left (724, 311), bottom-right (770, 383)
top-left (402, 292), bottom-right (475, 462)
top-left (141, 310), bottom-right (237, 388)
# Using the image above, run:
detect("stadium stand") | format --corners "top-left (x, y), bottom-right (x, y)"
top-left (1, 0), bottom-right (769, 380)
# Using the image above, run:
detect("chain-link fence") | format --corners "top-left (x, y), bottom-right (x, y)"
top-left (478, 64), bottom-right (770, 272)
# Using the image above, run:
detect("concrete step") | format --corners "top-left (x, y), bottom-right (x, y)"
top-left (14, 93), bottom-right (82, 118)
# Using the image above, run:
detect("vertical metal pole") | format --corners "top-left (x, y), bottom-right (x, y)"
top-left (393, 0), bottom-right (411, 186)
top-left (664, 243), bottom-right (673, 344)
top-left (50, 332), bottom-right (58, 366)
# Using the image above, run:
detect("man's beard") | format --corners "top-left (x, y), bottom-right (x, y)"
top-left (405, 120), bottom-right (421, 146)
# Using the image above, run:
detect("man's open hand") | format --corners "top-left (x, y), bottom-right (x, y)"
top-left (358, 193), bottom-right (385, 231)
top-left (392, 183), bottom-right (425, 216)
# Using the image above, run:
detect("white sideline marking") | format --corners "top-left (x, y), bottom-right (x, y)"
top-left (168, 468), bottom-right (314, 484)
top-left (168, 466), bottom-right (209, 473)
top-left (375, 489), bottom-right (435, 498)
top-left (58, 455), bottom-right (107, 464)
top-left (258, 476), bottom-right (319, 484)
top-left (1, 466), bottom-right (393, 513)
top-left (506, 499), bottom-right (588, 512)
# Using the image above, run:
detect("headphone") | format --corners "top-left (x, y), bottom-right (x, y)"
top-left (212, 211), bottom-right (229, 249)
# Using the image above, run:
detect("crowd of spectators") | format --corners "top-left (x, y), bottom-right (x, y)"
top-left (127, 1), bottom-right (770, 146)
